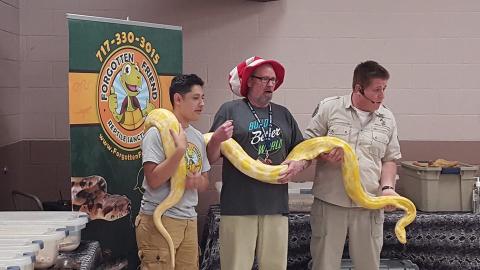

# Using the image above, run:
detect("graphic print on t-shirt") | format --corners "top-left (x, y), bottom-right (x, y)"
top-left (247, 118), bottom-right (283, 157)
top-left (185, 142), bottom-right (202, 173)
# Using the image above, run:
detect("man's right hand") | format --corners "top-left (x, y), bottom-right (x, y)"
top-left (212, 120), bottom-right (234, 143)
top-left (169, 128), bottom-right (187, 153)
top-left (318, 147), bottom-right (344, 164)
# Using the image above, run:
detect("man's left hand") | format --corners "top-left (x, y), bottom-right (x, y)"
top-left (381, 188), bottom-right (399, 212)
top-left (278, 160), bottom-right (308, 184)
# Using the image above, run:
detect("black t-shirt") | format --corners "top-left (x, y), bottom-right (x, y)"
top-left (209, 98), bottom-right (304, 215)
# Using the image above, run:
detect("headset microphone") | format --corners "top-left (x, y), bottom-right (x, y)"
top-left (359, 89), bottom-right (380, 104)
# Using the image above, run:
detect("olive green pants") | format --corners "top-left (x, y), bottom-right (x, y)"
top-left (310, 199), bottom-right (384, 270)
top-left (220, 215), bottom-right (289, 270)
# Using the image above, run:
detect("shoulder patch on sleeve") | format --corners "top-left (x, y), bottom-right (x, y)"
top-left (312, 96), bottom-right (340, 117)
top-left (320, 96), bottom-right (341, 105)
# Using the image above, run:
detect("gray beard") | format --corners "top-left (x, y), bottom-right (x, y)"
top-left (250, 95), bottom-right (272, 107)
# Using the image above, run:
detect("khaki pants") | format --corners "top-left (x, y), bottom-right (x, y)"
top-left (310, 199), bottom-right (384, 270)
top-left (135, 213), bottom-right (199, 270)
top-left (220, 215), bottom-right (289, 270)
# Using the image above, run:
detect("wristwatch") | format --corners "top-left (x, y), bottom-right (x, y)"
top-left (381, 185), bottom-right (395, 191)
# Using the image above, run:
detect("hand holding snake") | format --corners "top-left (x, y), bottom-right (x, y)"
top-left (145, 108), bottom-right (416, 268)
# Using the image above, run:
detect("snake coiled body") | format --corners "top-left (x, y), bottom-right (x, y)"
top-left (145, 108), bottom-right (416, 267)
top-left (144, 109), bottom-right (187, 268)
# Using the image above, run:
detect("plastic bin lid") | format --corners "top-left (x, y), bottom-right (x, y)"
top-left (400, 161), bottom-right (442, 171)
top-left (0, 211), bottom-right (88, 220)
top-left (0, 244), bottom-right (40, 254)
top-left (0, 239), bottom-right (44, 250)
top-left (0, 224), bottom-right (70, 236)
top-left (0, 229), bottom-right (66, 242)
top-left (0, 226), bottom-right (68, 237)
top-left (0, 251), bottom-right (35, 263)
top-left (0, 254), bottom-right (33, 267)
top-left (0, 216), bottom-right (87, 230)
top-left (401, 161), bottom-right (479, 172)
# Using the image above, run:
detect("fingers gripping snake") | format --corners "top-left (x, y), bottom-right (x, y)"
top-left (144, 108), bottom-right (416, 268)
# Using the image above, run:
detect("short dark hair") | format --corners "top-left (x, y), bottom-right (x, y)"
top-left (352, 60), bottom-right (389, 90)
top-left (169, 74), bottom-right (204, 106)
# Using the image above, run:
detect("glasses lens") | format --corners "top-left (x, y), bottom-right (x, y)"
top-left (253, 76), bottom-right (276, 84)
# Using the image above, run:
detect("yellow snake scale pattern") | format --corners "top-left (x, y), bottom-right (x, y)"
top-left (144, 108), bottom-right (417, 268)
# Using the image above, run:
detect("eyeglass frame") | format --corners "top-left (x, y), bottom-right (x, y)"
top-left (251, 75), bottom-right (277, 85)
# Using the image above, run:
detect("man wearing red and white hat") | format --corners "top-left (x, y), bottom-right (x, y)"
top-left (207, 56), bottom-right (309, 270)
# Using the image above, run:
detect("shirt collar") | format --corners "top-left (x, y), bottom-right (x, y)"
top-left (345, 93), bottom-right (385, 117)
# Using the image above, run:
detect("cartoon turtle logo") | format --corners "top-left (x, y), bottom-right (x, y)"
top-left (108, 62), bottom-right (155, 130)
top-left (97, 47), bottom-right (160, 154)
top-left (185, 142), bottom-right (202, 173)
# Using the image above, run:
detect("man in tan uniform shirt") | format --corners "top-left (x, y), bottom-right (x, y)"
top-left (305, 60), bottom-right (402, 270)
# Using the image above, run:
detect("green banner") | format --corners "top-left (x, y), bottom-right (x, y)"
top-left (68, 14), bottom-right (182, 268)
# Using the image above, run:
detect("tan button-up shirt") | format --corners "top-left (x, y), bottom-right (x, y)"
top-left (305, 94), bottom-right (402, 207)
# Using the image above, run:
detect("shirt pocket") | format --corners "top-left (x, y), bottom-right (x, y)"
top-left (310, 200), bottom-right (326, 237)
top-left (327, 123), bottom-right (351, 142)
top-left (369, 128), bottom-right (389, 158)
top-left (138, 249), bottom-right (170, 267)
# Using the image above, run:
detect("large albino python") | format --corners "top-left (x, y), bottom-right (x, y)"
top-left (144, 108), bottom-right (416, 267)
